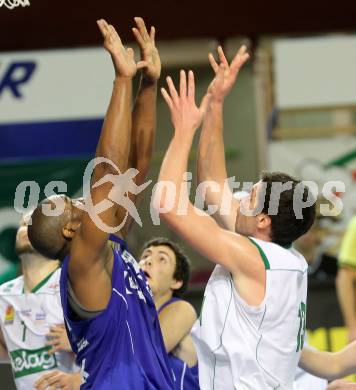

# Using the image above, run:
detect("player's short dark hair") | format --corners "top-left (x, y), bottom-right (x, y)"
top-left (28, 199), bottom-right (70, 260)
top-left (141, 237), bottom-right (191, 297)
top-left (260, 171), bottom-right (316, 248)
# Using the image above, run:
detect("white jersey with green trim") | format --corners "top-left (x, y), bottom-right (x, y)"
top-left (0, 268), bottom-right (77, 390)
top-left (191, 237), bottom-right (308, 390)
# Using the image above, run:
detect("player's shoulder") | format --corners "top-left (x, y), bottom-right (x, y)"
top-left (249, 237), bottom-right (308, 272)
top-left (0, 275), bottom-right (24, 296)
top-left (160, 299), bottom-right (197, 320)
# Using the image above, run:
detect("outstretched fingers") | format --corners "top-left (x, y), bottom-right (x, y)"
top-left (230, 45), bottom-right (250, 72)
top-left (161, 87), bottom-right (173, 110)
top-left (132, 27), bottom-right (145, 47)
top-left (134, 17), bottom-right (150, 42)
top-left (166, 76), bottom-right (179, 104)
top-left (187, 70), bottom-right (195, 102)
top-left (150, 26), bottom-right (156, 42)
top-left (180, 70), bottom-right (187, 99)
top-left (97, 19), bottom-right (109, 38)
top-left (108, 25), bottom-right (121, 44)
top-left (208, 53), bottom-right (219, 74)
top-left (217, 46), bottom-right (229, 67)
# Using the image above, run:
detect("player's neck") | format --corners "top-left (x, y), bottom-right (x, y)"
top-left (154, 290), bottom-right (173, 312)
top-left (20, 254), bottom-right (59, 293)
top-left (252, 230), bottom-right (271, 242)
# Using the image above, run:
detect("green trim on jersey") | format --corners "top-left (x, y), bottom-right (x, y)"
top-left (248, 238), bottom-right (271, 270)
top-left (30, 267), bottom-right (59, 294)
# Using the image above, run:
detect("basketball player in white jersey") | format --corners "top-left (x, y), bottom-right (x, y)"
top-left (0, 215), bottom-right (80, 389)
top-left (157, 49), bottom-right (316, 389)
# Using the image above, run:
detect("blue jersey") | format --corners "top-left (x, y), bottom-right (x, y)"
top-left (60, 235), bottom-right (174, 389)
top-left (158, 298), bottom-right (199, 390)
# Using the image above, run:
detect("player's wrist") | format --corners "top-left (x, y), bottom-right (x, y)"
top-left (141, 72), bottom-right (160, 85)
top-left (113, 76), bottom-right (133, 88)
top-left (209, 98), bottom-right (224, 109)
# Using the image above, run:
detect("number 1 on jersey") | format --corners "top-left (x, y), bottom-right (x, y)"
top-left (21, 321), bottom-right (27, 342)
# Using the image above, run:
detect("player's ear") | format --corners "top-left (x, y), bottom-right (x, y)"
top-left (257, 213), bottom-right (271, 230)
top-left (62, 220), bottom-right (81, 239)
top-left (171, 279), bottom-right (183, 292)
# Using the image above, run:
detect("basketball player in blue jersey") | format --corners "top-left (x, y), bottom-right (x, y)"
top-left (139, 238), bottom-right (199, 390)
top-left (28, 18), bottom-right (173, 389)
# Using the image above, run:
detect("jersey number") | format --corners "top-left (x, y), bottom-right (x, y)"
top-left (296, 302), bottom-right (306, 352)
top-left (21, 321), bottom-right (27, 342)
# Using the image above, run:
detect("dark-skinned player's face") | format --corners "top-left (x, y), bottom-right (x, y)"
top-left (48, 194), bottom-right (84, 225)
top-left (139, 245), bottom-right (179, 297)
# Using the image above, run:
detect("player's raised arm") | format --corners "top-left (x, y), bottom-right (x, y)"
top-left (197, 46), bottom-right (249, 231)
top-left (69, 20), bottom-right (146, 309)
top-left (118, 17), bottom-right (161, 236)
top-left (155, 71), bottom-right (265, 288)
top-left (299, 342), bottom-right (356, 381)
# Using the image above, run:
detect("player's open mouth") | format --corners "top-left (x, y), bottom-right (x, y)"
top-left (143, 271), bottom-right (151, 279)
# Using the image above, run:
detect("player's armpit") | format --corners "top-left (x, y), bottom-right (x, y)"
top-left (158, 301), bottom-right (197, 353)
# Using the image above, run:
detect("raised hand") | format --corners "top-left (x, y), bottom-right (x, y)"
top-left (208, 45), bottom-right (250, 102)
top-left (97, 19), bottom-right (147, 78)
top-left (161, 70), bottom-right (211, 135)
top-left (132, 17), bottom-right (161, 82)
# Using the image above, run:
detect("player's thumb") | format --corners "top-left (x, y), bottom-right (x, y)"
top-left (137, 61), bottom-right (149, 70)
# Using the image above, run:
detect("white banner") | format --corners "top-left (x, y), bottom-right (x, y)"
top-left (0, 48), bottom-right (115, 123)
top-left (274, 36), bottom-right (356, 109)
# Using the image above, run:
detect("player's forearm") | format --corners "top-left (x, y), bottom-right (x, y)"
top-left (157, 132), bottom-right (193, 215)
top-left (300, 346), bottom-right (343, 381)
top-left (95, 77), bottom-right (132, 173)
top-left (198, 101), bottom-right (227, 189)
top-left (130, 76), bottom-right (157, 180)
top-left (336, 269), bottom-right (356, 328)
top-left (116, 78), bottom-right (157, 236)
top-left (198, 101), bottom-right (237, 229)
